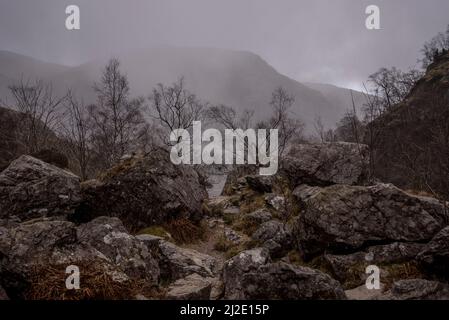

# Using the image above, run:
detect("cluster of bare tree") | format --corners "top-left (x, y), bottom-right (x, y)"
top-left (1, 57), bottom-right (303, 179)
top-left (421, 24), bottom-right (449, 68)
top-left (205, 86), bottom-right (304, 163)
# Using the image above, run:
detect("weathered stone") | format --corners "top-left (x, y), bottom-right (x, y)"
top-left (156, 240), bottom-right (219, 281)
top-left (240, 262), bottom-right (347, 300)
top-left (243, 209), bottom-right (273, 225)
top-left (166, 274), bottom-right (212, 300)
top-left (417, 226), bottom-right (449, 278)
top-left (324, 242), bottom-right (425, 283)
top-left (78, 150), bottom-right (208, 229)
top-left (282, 142), bottom-right (369, 186)
top-left (0, 155), bottom-right (81, 221)
top-left (294, 183), bottom-right (447, 258)
top-left (223, 248), bottom-right (270, 299)
top-left (76, 217), bottom-right (160, 283)
top-left (0, 217), bottom-right (160, 299)
top-left (380, 279), bottom-right (449, 300)
top-left (252, 220), bottom-right (293, 259)
top-left (265, 194), bottom-right (285, 211)
top-left (245, 175), bottom-right (272, 193)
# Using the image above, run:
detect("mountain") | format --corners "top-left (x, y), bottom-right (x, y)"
top-left (304, 82), bottom-right (367, 119)
top-left (0, 48), bottom-right (364, 132)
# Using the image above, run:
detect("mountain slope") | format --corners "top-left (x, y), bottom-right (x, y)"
top-left (370, 52), bottom-right (449, 194)
top-left (0, 48), bottom-right (364, 131)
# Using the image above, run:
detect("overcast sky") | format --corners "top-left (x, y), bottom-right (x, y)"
top-left (0, 0), bottom-right (448, 90)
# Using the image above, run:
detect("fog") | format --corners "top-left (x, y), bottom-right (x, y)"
top-left (1, 0), bottom-right (448, 90)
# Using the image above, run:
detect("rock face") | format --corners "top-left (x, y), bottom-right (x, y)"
top-left (381, 279), bottom-right (449, 300)
top-left (282, 142), bottom-right (369, 187)
top-left (76, 217), bottom-right (160, 283)
top-left (294, 183), bottom-right (447, 258)
top-left (78, 150), bottom-right (208, 230)
top-left (223, 248), bottom-right (270, 299)
top-left (152, 239), bottom-right (219, 282)
top-left (252, 220), bottom-right (293, 259)
top-left (324, 242), bottom-right (425, 284)
top-left (0, 155), bottom-right (81, 221)
top-left (240, 262), bottom-right (347, 300)
top-left (0, 217), bottom-right (160, 299)
top-left (417, 226), bottom-right (449, 277)
top-left (166, 274), bottom-right (212, 300)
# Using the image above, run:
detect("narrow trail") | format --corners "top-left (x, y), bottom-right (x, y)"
top-left (183, 174), bottom-right (242, 266)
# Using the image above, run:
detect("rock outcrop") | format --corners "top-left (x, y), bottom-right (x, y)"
top-left (417, 226), bottom-right (449, 278)
top-left (282, 142), bottom-right (369, 187)
top-left (0, 217), bottom-right (160, 299)
top-left (380, 279), bottom-right (449, 300)
top-left (166, 274), bottom-right (212, 300)
top-left (78, 150), bottom-right (208, 230)
top-left (240, 262), bottom-right (347, 300)
top-left (223, 248), bottom-right (270, 299)
top-left (294, 183), bottom-right (447, 258)
top-left (0, 155), bottom-right (81, 221)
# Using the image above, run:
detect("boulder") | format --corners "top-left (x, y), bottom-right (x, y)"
top-left (223, 248), bottom-right (270, 299)
top-left (245, 175), bottom-right (272, 193)
top-left (155, 240), bottom-right (219, 282)
top-left (76, 217), bottom-right (160, 283)
top-left (265, 194), bottom-right (285, 211)
top-left (0, 155), bottom-right (81, 221)
top-left (0, 217), bottom-right (160, 299)
top-left (417, 226), bottom-right (449, 278)
top-left (282, 142), bottom-right (369, 186)
top-left (252, 220), bottom-right (293, 258)
top-left (78, 150), bottom-right (208, 229)
top-left (243, 209), bottom-right (273, 225)
top-left (240, 262), bottom-right (346, 300)
top-left (380, 279), bottom-right (449, 300)
top-left (166, 274), bottom-right (212, 300)
top-left (324, 242), bottom-right (425, 283)
top-left (294, 183), bottom-right (447, 258)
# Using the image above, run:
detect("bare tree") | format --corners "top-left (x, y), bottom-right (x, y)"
top-left (148, 77), bottom-right (204, 145)
top-left (61, 92), bottom-right (92, 180)
top-left (313, 116), bottom-right (327, 142)
top-left (2, 78), bottom-right (67, 154)
top-left (368, 67), bottom-right (422, 111)
top-left (88, 58), bottom-right (145, 168)
top-left (421, 24), bottom-right (449, 68)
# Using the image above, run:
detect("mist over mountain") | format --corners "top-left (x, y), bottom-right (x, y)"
top-left (0, 47), bottom-right (366, 131)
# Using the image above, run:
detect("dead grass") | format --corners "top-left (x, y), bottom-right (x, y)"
top-left (24, 261), bottom-right (163, 300)
top-left (97, 157), bottom-right (140, 181)
top-left (137, 226), bottom-right (172, 240)
top-left (163, 217), bottom-right (207, 244)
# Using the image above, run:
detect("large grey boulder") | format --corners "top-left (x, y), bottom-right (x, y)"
top-left (240, 262), bottom-right (347, 300)
top-left (252, 220), bottom-right (293, 259)
top-left (166, 274), bottom-right (212, 300)
top-left (79, 150), bottom-right (208, 230)
top-left (294, 183), bottom-right (447, 258)
top-left (223, 248), bottom-right (270, 299)
top-left (282, 142), bottom-right (369, 187)
top-left (76, 216), bottom-right (160, 283)
top-left (324, 242), bottom-right (425, 285)
top-left (0, 217), bottom-right (160, 299)
top-left (380, 279), bottom-right (449, 300)
top-left (417, 226), bottom-right (449, 277)
top-left (0, 155), bottom-right (81, 221)
top-left (149, 239), bottom-right (219, 282)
